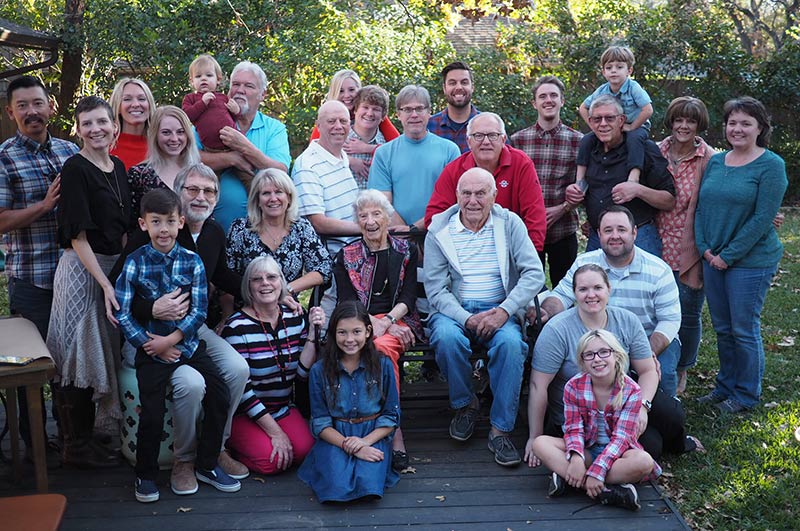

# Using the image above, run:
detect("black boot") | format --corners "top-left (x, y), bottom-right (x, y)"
top-left (53, 386), bottom-right (119, 469)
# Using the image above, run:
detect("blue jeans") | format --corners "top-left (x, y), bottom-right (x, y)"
top-left (703, 263), bottom-right (776, 408)
top-left (586, 221), bottom-right (662, 258)
top-left (429, 301), bottom-right (526, 433)
top-left (674, 272), bottom-right (705, 371)
top-left (657, 339), bottom-right (681, 398)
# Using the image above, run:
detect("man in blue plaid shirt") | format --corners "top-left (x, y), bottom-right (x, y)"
top-left (0, 75), bottom-right (79, 455)
top-left (115, 188), bottom-right (240, 503)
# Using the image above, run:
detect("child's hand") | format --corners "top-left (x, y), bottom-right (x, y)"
top-left (155, 346), bottom-right (181, 363)
top-left (341, 436), bottom-right (368, 455)
top-left (565, 456), bottom-right (586, 488)
top-left (143, 333), bottom-right (176, 357)
top-left (202, 91), bottom-right (216, 105)
top-left (354, 446), bottom-right (384, 462)
top-left (226, 98), bottom-right (240, 116)
top-left (584, 476), bottom-right (604, 499)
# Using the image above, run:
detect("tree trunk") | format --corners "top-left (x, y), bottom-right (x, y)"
top-left (56, 0), bottom-right (86, 139)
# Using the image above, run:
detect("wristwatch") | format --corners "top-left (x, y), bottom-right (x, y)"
top-left (385, 314), bottom-right (398, 325)
top-left (642, 399), bottom-right (652, 412)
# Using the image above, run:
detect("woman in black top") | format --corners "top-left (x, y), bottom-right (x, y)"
top-left (46, 96), bottom-right (131, 468)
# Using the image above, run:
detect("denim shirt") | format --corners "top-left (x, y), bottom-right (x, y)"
top-left (308, 355), bottom-right (400, 438)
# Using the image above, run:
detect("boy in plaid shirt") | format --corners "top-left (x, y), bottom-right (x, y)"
top-left (115, 188), bottom-right (240, 502)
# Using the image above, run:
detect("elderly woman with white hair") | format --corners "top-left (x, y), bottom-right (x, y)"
top-left (332, 189), bottom-right (424, 470)
top-left (221, 255), bottom-right (325, 475)
top-left (226, 168), bottom-right (332, 297)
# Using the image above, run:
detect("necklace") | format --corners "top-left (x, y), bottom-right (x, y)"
top-left (102, 166), bottom-right (125, 210)
top-left (253, 306), bottom-right (291, 382)
top-left (668, 144), bottom-right (695, 168)
top-left (261, 224), bottom-right (286, 249)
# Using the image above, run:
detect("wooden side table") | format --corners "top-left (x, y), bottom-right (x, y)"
top-left (1, 358), bottom-right (55, 493)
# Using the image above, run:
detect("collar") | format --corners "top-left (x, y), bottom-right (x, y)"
top-left (338, 358), bottom-right (366, 373)
top-left (452, 211), bottom-right (494, 233)
top-left (438, 105), bottom-right (479, 127)
top-left (599, 246), bottom-right (644, 275)
top-left (309, 139), bottom-right (347, 163)
top-left (659, 136), bottom-right (708, 160)
top-left (534, 121), bottom-right (564, 137)
top-left (461, 144), bottom-right (512, 173)
top-left (608, 78), bottom-right (632, 96)
top-left (15, 131), bottom-right (52, 154)
top-left (144, 241), bottom-right (182, 263)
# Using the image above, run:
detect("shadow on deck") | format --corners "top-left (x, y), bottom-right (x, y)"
top-left (1, 384), bottom-right (690, 531)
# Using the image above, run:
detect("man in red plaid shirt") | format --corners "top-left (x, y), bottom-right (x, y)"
top-left (510, 76), bottom-right (582, 288)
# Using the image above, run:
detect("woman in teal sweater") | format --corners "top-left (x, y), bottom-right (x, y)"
top-left (694, 97), bottom-right (787, 413)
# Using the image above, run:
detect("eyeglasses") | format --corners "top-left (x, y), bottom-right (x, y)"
top-left (398, 105), bottom-right (429, 115)
top-left (589, 114), bottom-right (620, 125)
top-left (182, 185), bottom-right (218, 198)
top-left (580, 348), bottom-right (614, 361)
top-left (249, 273), bottom-right (281, 284)
top-left (469, 132), bottom-right (503, 143)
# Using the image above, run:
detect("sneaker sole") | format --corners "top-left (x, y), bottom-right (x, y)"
top-left (135, 491), bottom-right (160, 503)
top-left (196, 472), bottom-right (242, 493)
top-left (171, 482), bottom-right (199, 495)
top-left (449, 426), bottom-right (473, 442)
top-left (225, 470), bottom-right (250, 480)
top-left (487, 442), bottom-right (521, 467)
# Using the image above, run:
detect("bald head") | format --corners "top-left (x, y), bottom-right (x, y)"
top-left (316, 100), bottom-right (351, 154)
top-left (457, 168), bottom-right (497, 230)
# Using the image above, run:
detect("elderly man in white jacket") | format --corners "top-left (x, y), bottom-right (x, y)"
top-left (424, 167), bottom-right (544, 467)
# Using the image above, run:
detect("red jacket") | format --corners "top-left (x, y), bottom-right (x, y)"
top-left (424, 145), bottom-right (547, 251)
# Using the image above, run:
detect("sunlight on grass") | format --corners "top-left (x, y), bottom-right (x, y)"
top-left (665, 209), bottom-right (800, 530)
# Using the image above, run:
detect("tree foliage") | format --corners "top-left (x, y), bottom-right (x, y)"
top-left (1, 0), bottom-right (798, 198)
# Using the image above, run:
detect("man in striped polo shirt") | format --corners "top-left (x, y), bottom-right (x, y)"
top-left (537, 205), bottom-right (692, 459)
top-left (425, 168), bottom-right (544, 467)
top-left (293, 100), bottom-right (360, 257)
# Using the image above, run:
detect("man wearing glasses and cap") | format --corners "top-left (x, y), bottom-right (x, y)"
top-left (425, 112), bottom-right (547, 253)
top-left (0, 75), bottom-right (79, 460)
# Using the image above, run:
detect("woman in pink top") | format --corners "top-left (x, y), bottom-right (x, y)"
top-left (655, 97), bottom-right (715, 395)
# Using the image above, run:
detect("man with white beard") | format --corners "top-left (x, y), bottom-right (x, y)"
top-left (110, 163), bottom-right (250, 495)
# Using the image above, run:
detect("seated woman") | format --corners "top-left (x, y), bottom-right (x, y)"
top-left (532, 329), bottom-right (660, 511)
top-left (333, 190), bottom-right (424, 470)
top-left (523, 264), bottom-right (703, 466)
top-left (298, 301), bottom-right (400, 502)
top-left (220, 256), bottom-right (325, 475)
top-left (226, 168), bottom-right (331, 298)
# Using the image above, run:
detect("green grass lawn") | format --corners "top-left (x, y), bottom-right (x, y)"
top-left (2, 212), bottom-right (798, 529)
top-left (661, 209), bottom-right (800, 530)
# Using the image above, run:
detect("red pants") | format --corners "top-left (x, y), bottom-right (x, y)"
top-left (373, 315), bottom-right (408, 393)
top-left (227, 407), bottom-right (314, 475)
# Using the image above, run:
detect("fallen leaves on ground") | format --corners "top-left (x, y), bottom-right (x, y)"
top-left (400, 466), bottom-right (417, 474)
top-left (435, 495), bottom-right (446, 502)
top-left (177, 507), bottom-right (192, 513)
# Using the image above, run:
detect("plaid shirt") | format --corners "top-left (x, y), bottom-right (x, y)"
top-left (427, 105), bottom-right (480, 153)
top-left (0, 132), bottom-right (79, 288)
top-left (115, 242), bottom-right (207, 359)
top-left (510, 122), bottom-right (582, 244)
top-left (563, 372), bottom-right (661, 482)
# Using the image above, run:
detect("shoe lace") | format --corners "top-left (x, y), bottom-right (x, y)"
top-left (491, 435), bottom-right (514, 453)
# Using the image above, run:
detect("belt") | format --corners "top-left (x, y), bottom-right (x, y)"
top-left (636, 219), bottom-right (654, 228)
top-left (333, 413), bottom-right (380, 424)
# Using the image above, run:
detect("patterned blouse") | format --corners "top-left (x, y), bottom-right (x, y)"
top-left (127, 163), bottom-right (169, 228)
top-left (225, 216), bottom-right (332, 283)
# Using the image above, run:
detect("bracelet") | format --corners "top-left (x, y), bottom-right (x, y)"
top-left (385, 314), bottom-right (398, 325)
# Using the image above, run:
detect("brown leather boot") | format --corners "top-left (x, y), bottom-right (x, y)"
top-left (54, 386), bottom-right (119, 469)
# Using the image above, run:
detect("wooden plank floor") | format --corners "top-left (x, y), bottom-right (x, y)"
top-left (0, 388), bottom-right (690, 531)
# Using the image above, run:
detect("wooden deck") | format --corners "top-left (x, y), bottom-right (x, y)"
top-left (1, 386), bottom-right (690, 531)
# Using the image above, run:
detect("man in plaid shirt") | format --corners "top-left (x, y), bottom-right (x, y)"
top-left (510, 76), bottom-right (582, 287)
top-left (0, 75), bottom-right (79, 454)
top-left (427, 61), bottom-right (480, 153)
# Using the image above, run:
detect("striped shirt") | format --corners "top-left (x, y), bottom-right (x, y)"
top-left (509, 121), bottom-right (582, 244)
top-left (221, 307), bottom-right (310, 421)
top-left (293, 140), bottom-right (359, 255)
top-left (0, 132), bottom-right (79, 289)
top-left (550, 247), bottom-right (680, 342)
top-left (448, 213), bottom-right (505, 303)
